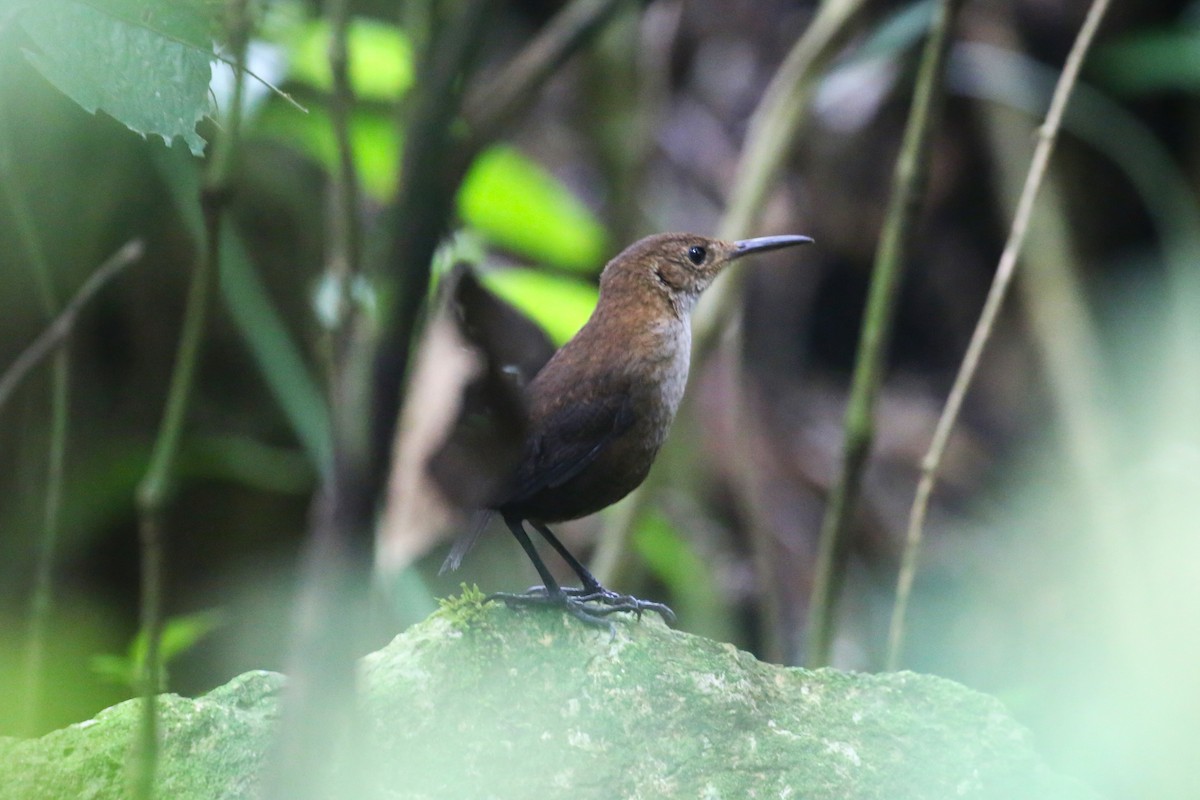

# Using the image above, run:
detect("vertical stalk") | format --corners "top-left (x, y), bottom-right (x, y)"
top-left (806, 0), bottom-right (964, 668)
top-left (24, 351), bottom-right (68, 729)
top-left (716, 0), bottom-right (867, 242)
top-left (321, 0), bottom-right (362, 379)
top-left (0, 120), bottom-right (66, 736)
top-left (264, 4), bottom-right (491, 797)
top-left (131, 1), bottom-right (251, 796)
top-left (886, 0), bottom-right (1115, 670)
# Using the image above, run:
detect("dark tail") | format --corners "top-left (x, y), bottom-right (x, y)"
top-left (439, 510), bottom-right (494, 574)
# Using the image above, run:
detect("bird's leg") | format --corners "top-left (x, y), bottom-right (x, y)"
top-left (508, 516), bottom-right (562, 593)
top-left (529, 520), bottom-right (603, 593)
top-left (489, 518), bottom-right (616, 627)
top-left (488, 517), bottom-right (674, 627)
top-left (530, 521), bottom-right (675, 625)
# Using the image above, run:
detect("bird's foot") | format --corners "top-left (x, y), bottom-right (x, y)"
top-left (487, 585), bottom-right (675, 627)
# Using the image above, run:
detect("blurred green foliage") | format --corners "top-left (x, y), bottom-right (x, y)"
top-left (286, 16), bottom-right (415, 101)
top-left (254, 14), bottom-right (412, 198)
top-left (253, 101), bottom-right (402, 199)
top-left (632, 510), bottom-right (729, 643)
top-left (91, 610), bottom-right (223, 694)
top-left (254, 12), bottom-right (610, 278)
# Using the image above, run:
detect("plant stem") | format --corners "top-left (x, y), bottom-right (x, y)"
top-left (718, 0), bottom-right (867, 240)
top-left (265, 5), bottom-right (494, 797)
top-left (321, 0), bottom-right (362, 368)
top-left (18, 350), bottom-right (67, 734)
top-left (697, 0), bottom-right (868, 347)
top-left (131, 1), bottom-right (250, 795)
top-left (0, 242), bottom-right (143, 411)
top-left (806, 0), bottom-right (964, 669)
top-left (885, 0), bottom-right (1114, 670)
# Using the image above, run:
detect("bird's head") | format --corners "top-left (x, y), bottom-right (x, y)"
top-left (600, 232), bottom-right (813, 318)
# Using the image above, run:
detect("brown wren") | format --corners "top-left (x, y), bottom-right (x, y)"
top-left (442, 232), bottom-right (813, 625)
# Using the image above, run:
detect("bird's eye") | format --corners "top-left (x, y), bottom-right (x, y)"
top-left (687, 245), bottom-right (707, 265)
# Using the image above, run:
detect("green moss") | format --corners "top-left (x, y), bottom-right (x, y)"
top-left (435, 583), bottom-right (493, 630)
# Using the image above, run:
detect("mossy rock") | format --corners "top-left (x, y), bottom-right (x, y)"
top-left (0, 670), bottom-right (282, 799)
top-left (0, 592), bottom-right (1096, 799)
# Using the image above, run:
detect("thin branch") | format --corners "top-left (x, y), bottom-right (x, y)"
top-left (806, 0), bottom-right (965, 669)
top-left (0, 241), bottom-right (144, 412)
top-left (265, 4), bottom-right (493, 797)
top-left (886, 0), bottom-right (1114, 670)
top-left (131, 0), bottom-right (251, 794)
top-left (718, 0), bottom-right (867, 239)
top-left (228, 61), bottom-right (308, 114)
top-left (320, 0), bottom-right (362, 368)
top-left (20, 351), bottom-right (67, 735)
top-left (697, 0), bottom-right (870, 346)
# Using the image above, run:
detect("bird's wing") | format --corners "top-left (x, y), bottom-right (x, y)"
top-left (439, 394), bottom-right (634, 574)
top-left (505, 391), bottom-right (636, 506)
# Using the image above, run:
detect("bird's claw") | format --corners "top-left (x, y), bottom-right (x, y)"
top-left (487, 585), bottom-right (676, 627)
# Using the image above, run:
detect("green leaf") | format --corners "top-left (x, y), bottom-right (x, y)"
top-left (91, 610), bottom-right (222, 691)
top-left (184, 435), bottom-right (315, 494)
top-left (20, 0), bottom-right (213, 155)
top-left (157, 609), bottom-right (223, 664)
top-left (220, 230), bottom-right (335, 470)
top-left (479, 267), bottom-right (597, 345)
top-left (76, 0), bottom-right (223, 52)
top-left (459, 146), bottom-right (609, 273)
top-left (286, 16), bottom-right (414, 102)
top-left (850, 0), bottom-right (934, 62)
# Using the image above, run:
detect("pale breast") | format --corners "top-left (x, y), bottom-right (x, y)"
top-left (635, 316), bottom-right (691, 439)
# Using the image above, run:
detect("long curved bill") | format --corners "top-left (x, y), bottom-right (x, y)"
top-left (732, 234), bottom-right (814, 259)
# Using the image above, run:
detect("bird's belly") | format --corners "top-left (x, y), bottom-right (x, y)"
top-left (516, 427), bottom-right (662, 523)
top-left (511, 334), bottom-right (688, 523)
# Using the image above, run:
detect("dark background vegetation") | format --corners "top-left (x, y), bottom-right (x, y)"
top-left (2, 0), bottom-right (1199, 796)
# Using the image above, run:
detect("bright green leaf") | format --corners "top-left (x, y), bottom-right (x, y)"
top-left (184, 435), bottom-right (315, 494)
top-left (287, 17), bottom-right (413, 102)
top-left (479, 267), bottom-right (597, 345)
top-left (459, 146), bottom-right (609, 273)
top-left (20, 0), bottom-right (212, 155)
